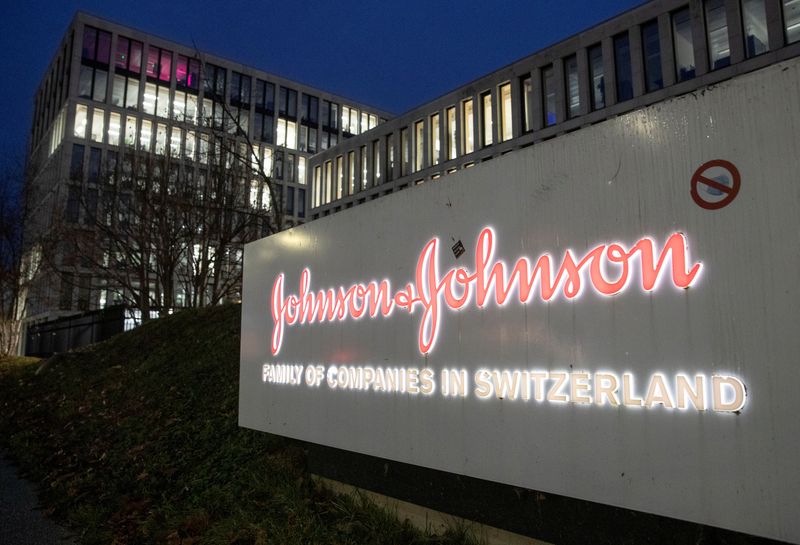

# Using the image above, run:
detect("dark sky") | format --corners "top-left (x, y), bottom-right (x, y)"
top-left (0, 0), bottom-right (644, 156)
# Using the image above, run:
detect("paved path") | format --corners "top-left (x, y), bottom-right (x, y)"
top-left (0, 456), bottom-right (74, 544)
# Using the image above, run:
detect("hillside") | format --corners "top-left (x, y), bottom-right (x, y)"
top-left (0, 305), bottom-right (476, 545)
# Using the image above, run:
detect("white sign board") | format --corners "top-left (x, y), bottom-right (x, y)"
top-left (240, 58), bottom-right (800, 543)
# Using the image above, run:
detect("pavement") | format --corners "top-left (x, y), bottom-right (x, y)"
top-left (0, 455), bottom-right (74, 544)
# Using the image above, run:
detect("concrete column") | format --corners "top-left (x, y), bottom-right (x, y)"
top-left (576, 49), bottom-right (591, 117)
top-left (629, 24), bottom-right (646, 98)
top-left (726, 0), bottom-right (746, 64)
top-left (531, 67), bottom-right (543, 132)
top-left (765, 0), bottom-right (786, 51)
top-left (553, 58), bottom-right (566, 125)
top-left (602, 36), bottom-right (617, 106)
top-left (658, 13), bottom-right (676, 87)
top-left (691, 0), bottom-right (710, 76)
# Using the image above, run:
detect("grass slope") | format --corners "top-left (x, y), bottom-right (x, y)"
top-left (0, 305), bottom-right (477, 545)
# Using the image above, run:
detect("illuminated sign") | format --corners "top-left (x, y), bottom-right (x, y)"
top-left (271, 228), bottom-right (701, 355)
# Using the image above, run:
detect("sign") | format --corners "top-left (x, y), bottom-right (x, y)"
top-left (690, 159), bottom-right (741, 210)
top-left (240, 59), bottom-right (800, 543)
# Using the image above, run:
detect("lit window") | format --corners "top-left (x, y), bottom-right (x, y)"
top-left (147, 46), bottom-right (172, 83)
top-left (91, 108), bottom-right (104, 143)
top-left (155, 123), bottom-right (167, 155)
top-left (373, 140), bottom-right (381, 184)
top-left (499, 83), bottom-right (513, 142)
top-left (430, 113), bottom-right (441, 165)
top-left (361, 112), bottom-right (369, 134)
top-left (786, 0), bottom-right (800, 43)
top-left (263, 147), bottom-right (273, 177)
top-left (250, 180), bottom-right (260, 208)
top-left (140, 119), bottom-right (152, 150)
top-left (298, 156), bottom-right (306, 185)
top-left (276, 119), bottom-right (297, 149)
top-left (706, 0), bottom-right (731, 69)
top-left (74, 104), bottom-right (88, 138)
top-left (115, 36), bottom-right (142, 74)
top-left (82, 26), bottom-right (111, 64)
top-left (387, 133), bottom-right (395, 181)
top-left (414, 120), bottom-right (425, 172)
top-left (324, 160), bottom-right (333, 204)
top-left (481, 92), bottom-right (493, 146)
top-left (462, 99), bottom-right (474, 154)
top-left (336, 156), bottom-right (344, 199)
top-left (542, 66), bottom-right (557, 126)
top-left (199, 134), bottom-right (208, 164)
top-left (742, 0), bottom-right (769, 57)
top-left (348, 151), bottom-right (356, 193)
top-left (185, 131), bottom-right (195, 161)
top-left (170, 127), bottom-right (182, 156)
top-left (589, 45), bottom-right (605, 110)
top-left (614, 33), bottom-right (633, 102)
top-left (143, 82), bottom-right (157, 115)
top-left (360, 145), bottom-right (368, 190)
top-left (108, 112), bottom-right (120, 146)
top-left (642, 20), bottom-right (663, 92)
top-left (565, 56), bottom-right (580, 118)
top-left (313, 166), bottom-right (322, 207)
top-left (520, 76), bottom-right (532, 132)
top-left (446, 107), bottom-right (457, 160)
top-left (157, 86), bottom-right (170, 118)
top-left (673, 8), bottom-right (696, 81)
top-left (369, 114), bottom-right (378, 130)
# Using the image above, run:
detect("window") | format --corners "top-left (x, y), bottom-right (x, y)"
top-left (298, 156), bottom-right (306, 185)
top-left (274, 151), bottom-right (285, 179)
top-left (301, 94), bottom-right (319, 124)
top-left (373, 140), bottom-right (381, 184)
top-left (564, 56), bottom-right (580, 118)
top-left (414, 120), bottom-right (425, 172)
top-left (82, 26), bottom-right (111, 64)
top-left (155, 123), bottom-right (167, 155)
top-left (785, 0), bottom-right (800, 43)
top-left (324, 160), bottom-right (333, 203)
top-left (386, 134), bottom-right (395, 181)
top-left (108, 112), bottom-right (120, 146)
top-left (360, 146), bottom-right (368, 190)
top-left (400, 127), bottom-right (410, 176)
top-left (499, 83), bottom-right (513, 141)
top-left (204, 63), bottom-right (226, 98)
top-left (185, 131), bottom-right (196, 161)
top-left (705, 0), bottom-right (731, 69)
top-left (361, 112), bottom-right (369, 134)
top-left (91, 108), bottom-right (104, 143)
top-left (170, 127), bottom-right (182, 156)
top-left (66, 186), bottom-right (81, 224)
top-left (298, 188), bottom-right (306, 218)
top-left (146, 46), bottom-right (172, 82)
top-left (74, 104), bottom-right (88, 138)
top-left (112, 75), bottom-right (139, 109)
top-left (87, 148), bottom-right (101, 185)
top-left (348, 151), bottom-right (356, 193)
top-left (230, 72), bottom-right (251, 106)
top-left (430, 113), bottom-right (441, 165)
top-left (276, 118), bottom-right (297, 149)
top-left (70, 144), bottom-right (85, 180)
top-left (173, 90), bottom-right (198, 124)
top-left (642, 20), bottom-right (663, 92)
top-left (520, 76), bottom-right (533, 132)
top-left (462, 99), bottom-right (474, 154)
top-left (255, 113), bottom-right (274, 143)
top-left (342, 105), bottom-right (359, 135)
top-left (444, 107), bottom-right (457, 161)
top-left (481, 92), bottom-right (493, 146)
top-left (369, 114), bottom-right (378, 130)
top-left (742, 0), bottom-right (769, 57)
top-left (589, 44), bottom-right (605, 110)
top-left (115, 36), bottom-right (142, 74)
top-left (313, 166), bottom-right (322, 207)
top-left (255, 80), bottom-right (276, 111)
top-left (321, 100), bottom-right (339, 130)
top-left (279, 88), bottom-right (298, 118)
top-left (287, 153), bottom-right (296, 183)
top-left (336, 156), bottom-right (344, 199)
top-left (79, 65), bottom-right (107, 102)
top-left (139, 119), bottom-right (152, 150)
top-left (673, 8), bottom-right (696, 81)
top-left (614, 33), bottom-right (633, 102)
top-left (542, 65), bottom-right (557, 126)
top-left (176, 55), bottom-right (200, 90)
top-left (287, 186), bottom-right (295, 216)
top-left (125, 116), bottom-right (136, 146)
top-left (143, 82), bottom-right (170, 118)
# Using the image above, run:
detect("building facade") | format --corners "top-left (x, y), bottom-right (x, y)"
top-left (24, 12), bottom-right (391, 327)
top-left (309, 0), bottom-right (800, 217)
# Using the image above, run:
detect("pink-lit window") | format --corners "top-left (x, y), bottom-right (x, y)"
top-left (146, 46), bottom-right (172, 83)
top-left (175, 55), bottom-right (200, 91)
top-left (115, 36), bottom-right (142, 73)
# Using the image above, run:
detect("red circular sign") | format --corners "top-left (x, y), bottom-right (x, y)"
top-left (690, 159), bottom-right (741, 210)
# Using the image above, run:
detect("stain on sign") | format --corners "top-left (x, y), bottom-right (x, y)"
top-left (691, 159), bottom-right (741, 210)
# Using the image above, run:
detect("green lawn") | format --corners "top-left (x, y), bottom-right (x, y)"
top-left (0, 305), bottom-right (479, 545)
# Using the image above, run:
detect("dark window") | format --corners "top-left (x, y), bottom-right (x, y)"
top-left (287, 186), bottom-right (295, 215)
top-left (255, 79), bottom-right (275, 111)
top-left (82, 26), bottom-right (111, 64)
top-left (786, 0), bottom-right (800, 44)
top-left (564, 55), bottom-right (580, 119)
top-left (70, 144), bottom-right (85, 180)
top-left (287, 154), bottom-right (296, 184)
top-left (274, 151), bottom-right (284, 179)
top-left (79, 65), bottom-right (107, 102)
top-left (642, 20), bottom-right (663, 92)
top-left (204, 63), bottom-right (226, 98)
top-left (115, 36), bottom-right (142, 74)
top-left (59, 274), bottom-right (74, 310)
top-left (673, 8), bottom-right (696, 81)
top-left (298, 188), bottom-right (306, 218)
top-left (742, 0), bottom-right (769, 57)
top-left (614, 33), bottom-right (634, 102)
top-left (66, 186), bottom-right (81, 223)
top-left (230, 72), bottom-right (251, 107)
top-left (589, 44), bottom-right (605, 110)
top-left (87, 147), bottom-right (101, 184)
top-left (279, 88), bottom-right (297, 118)
top-left (520, 76), bottom-right (533, 132)
top-left (322, 100), bottom-right (339, 130)
top-left (254, 113), bottom-right (274, 143)
top-left (84, 188), bottom-right (98, 226)
top-left (146, 46), bottom-right (173, 82)
top-left (301, 94), bottom-right (319, 124)
top-left (542, 65), bottom-right (556, 126)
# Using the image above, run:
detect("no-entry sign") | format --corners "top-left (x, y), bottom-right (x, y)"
top-left (690, 159), bottom-right (741, 210)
